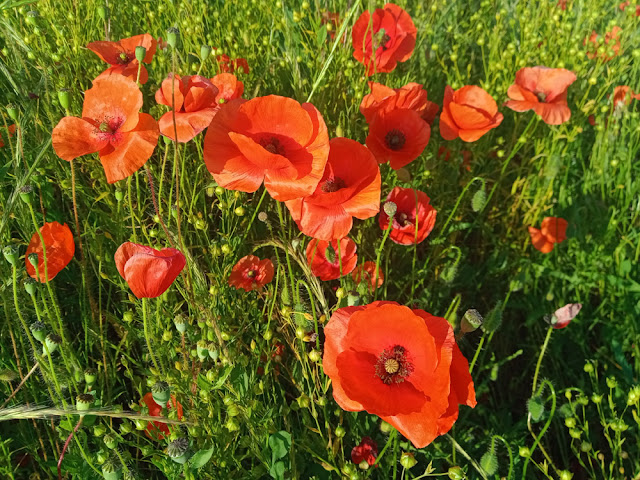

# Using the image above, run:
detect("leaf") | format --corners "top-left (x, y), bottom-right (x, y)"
top-left (316, 25), bottom-right (327, 48)
top-left (268, 431), bottom-right (291, 461)
top-left (189, 447), bottom-right (214, 469)
top-left (269, 460), bottom-right (285, 480)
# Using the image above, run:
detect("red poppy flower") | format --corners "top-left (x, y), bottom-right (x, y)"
top-left (155, 74), bottom-right (219, 142)
top-left (379, 187), bottom-right (437, 245)
top-left (0, 124), bottom-right (15, 148)
top-left (321, 11), bottom-right (341, 40)
top-left (51, 75), bottom-right (159, 183)
top-left (25, 222), bottom-right (75, 282)
top-left (528, 216), bottom-right (568, 253)
top-left (323, 301), bottom-right (476, 448)
top-left (366, 109), bottom-right (430, 169)
top-left (203, 95), bottom-right (329, 201)
top-left (585, 27), bottom-right (622, 62)
top-left (360, 82), bottom-right (439, 125)
top-left (141, 392), bottom-right (183, 440)
top-left (352, 3), bottom-right (417, 76)
top-left (217, 54), bottom-right (250, 74)
top-left (228, 255), bottom-right (274, 291)
top-left (306, 237), bottom-right (357, 281)
top-left (210, 73), bottom-right (244, 107)
top-left (87, 34), bottom-right (157, 84)
top-left (351, 437), bottom-right (378, 466)
top-left (352, 261), bottom-right (384, 291)
top-left (612, 86), bottom-right (640, 108)
top-left (505, 67), bottom-right (577, 126)
top-left (556, 0), bottom-right (567, 9)
top-left (620, 1), bottom-right (640, 16)
top-left (114, 242), bottom-right (185, 298)
top-left (285, 138), bottom-right (380, 240)
top-left (440, 85), bottom-right (503, 142)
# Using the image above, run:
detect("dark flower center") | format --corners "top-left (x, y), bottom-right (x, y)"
top-left (117, 52), bottom-right (131, 64)
top-left (321, 177), bottom-right (347, 193)
top-left (393, 211), bottom-right (413, 229)
top-left (385, 130), bottom-right (406, 151)
top-left (259, 137), bottom-right (285, 156)
top-left (246, 269), bottom-right (257, 279)
top-left (375, 345), bottom-right (414, 384)
top-left (374, 29), bottom-right (392, 51)
top-left (536, 91), bottom-right (547, 103)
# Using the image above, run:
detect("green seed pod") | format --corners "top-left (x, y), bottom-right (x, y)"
top-left (167, 437), bottom-right (190, 463)
top-left (207, 344), bottom-right (218, 360)
top-left (151, 381), bottom-right (171, 405)
top-left (173, 314), bottom-right (187, 333)
top-left (6, 104), bottom-right (18, 121)
top-left (97, 5), bottom-right (108, 21)
top-left (25, 10), bottom-right (39, 26)
top-left (200, 44), bottom-right (212, 61)
top-left (196, 341), bottom-right (208, 361)
top-left (471, 188), bottom-right (486, 212)
top-left (43, 333), bottom-right (61, 354)
top-left (383, 201), bottom-right (397, 217)
top-left (76, 393), bottom-right (94, 413)
top-left (3, 245), bottom-right (20, 266)
top-left (400, 452), bottom-right (417, 469)
top-left (30, 321), bottom-right (46, 342)
top-left (24, 277), bottom-right (37, 296)
top-left (528, 396), bottom-right (544, 422)
top-left (93, 424), bottom-right (106, 437)
top-left (447, 466), bottom-right (465, 480)
top-left (84, 367), bottom-right (97, 386)
top-left (103, 433), bottom-right (118, 450)
top-left (166, 27), bottom-right (180, 49)
top-left (519, 446), bottom-right (530, 457)
top-left (461, 309), bottom-right (483, 334)
top-left (58, 89), bottom-right (71, 111)
top-left (334, 425), bottom-right (345, 438)
top-left (308, 350), bottom-right (321, 362)
top-left (119, 421), bottom-right (133, 435)
top-left (480, 450), bottom-right (498, 476)
top-left (27, 253), bottom-right (39, 268)
top-left (101, 457), bottom-right (122, 480)
top-left (18, 185), bottom-right (34, 204)
top-left (114, 190), bottom-right (124, 202)
top-left (135, 46), bottom-right (146, 63)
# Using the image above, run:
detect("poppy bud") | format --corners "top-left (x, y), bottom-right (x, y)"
top-left (114, 189), bottom-right (124, 202)
top-left (103, 433), bottom-right (118, 450)
top-left (97, 4), bottom-right (107, 20)
top-left (27, 253), bottom-right (39, 267)
top-left (101, 457), bottom-right (121, 480)
top-left (43, 333), bottom-right (61, 354)
top-left (379, 420), bottom-right (392, 433)
top-left (207, 344), bottom-right (218, 360)
top-left (400, 452), bottom-right (417, 469)
top-left (335, 425), bottom-right (346, 438)
top-left (25, 10), bottom-right (39, 26)
top-left (3, 245), bottom-right (19, 266)
top-left (133, 46), bottom-right (146, 64)
top-left (24, 277), bottom-right (37, 296)
top-left (84, 367), bottom-right (97, 386)
top-left (519, 446), bottom-right (530, 457)
top-left (447, 466), bottom-right (465, 479)
top-left (196, 340), bottom-right (208, 361)
top-left (76, 393), bottom-right (94, 413)
top-left (93, 424), bottom-right (106, 437)
top-left (335, 287), bottom-right (345, 299)
top-left (173, 314), bottom-right (187, 333)
top-left (200, 44), bottom-right (212, 61)
top-left (57, 89), bottom-right (71, 111)
top-left (471, 188), bottom-right (486, 212)
top-left (166, 27), bottom-right (180, 49)
top-left (29, 321), bottom-right (46, 342)
top-left (6, 104), bottom-right (18, 120)
top-left (383, 201), bottom-right (397, 217)
top-left (461, 309), bottom-right (483, 334)
top-left (151, 381), bottom-right (171, 405)
top-left (480, 450), bottom-right (498, 476)
top-left (19, 185), bottom-right (34, 204)
top-left (308, 350), bottom-right (321, 362)
top-left (528, 396), bottom-right (544, 422)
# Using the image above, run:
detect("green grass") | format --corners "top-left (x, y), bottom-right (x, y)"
top-left (1, 0), bottom-right (640, 478)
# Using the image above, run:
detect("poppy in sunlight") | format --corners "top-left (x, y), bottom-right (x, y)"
top-left (285, 138), bottom-right (380, 240)
top-left (352, 261), bottom-right (384, 291)
top-left (321, 11), bottom-right (341, 40)
top-left (323, 301), bottom-right (476, 448)
top-left (25, 222), bottom-right (75, 282)
top-left (155, 74), bottom-right (220, 142)
top-left (141, 392), bottom-right (183, 440)
top-left (352, 3), bottom-right (417, 76)
top-left (585, 27), bottom-right (622, 62)
top-left (211, 73), bottom-right (244, 107)
top-left (203, 95), bottom-right (329, 201)
top-left (440, 85), bottom-right (503, 142)
top-left (217, 54), bottom-right (250, 74)
top-left (306, 237), bottom-right (358, 281)
top-left (612, 85), bottom-right (640, 109)
top-left (228, 255), bottom-right (274, 292)
top-left (115, 242), bottom-right (186, 298)
top-left (379, 187), bottom-right (437, 245)
top-left (546, 303), bottom-right (582, 329)
top-left (528, 216), bottom-right (568, 253)
top-left (619, 1), bottom-right (640, 16)
top-left (366, 109), bottom-right (431, 169)
top-left (351, 437), bottom-right (378, 466)
top-left (87, 33), bottom-right (157, 84)
top-left (505, 67), bottom-right (577, 125)
top-left (0, 124), bottom-right (16, 148)
top-left (51, 75), bottom-right (159, 183)
top-left (360, 82), bottom-right (439, 125)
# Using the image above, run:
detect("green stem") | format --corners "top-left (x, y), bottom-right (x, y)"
top-left (142, 298), bottom-right (161, 373)
top-left (532, 326), bottom-right (553, 395)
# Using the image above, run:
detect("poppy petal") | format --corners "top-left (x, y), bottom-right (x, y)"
top-left (52, 117), bottom-right (108, 161)
top-left (82, 75), bottom-right (143, 132)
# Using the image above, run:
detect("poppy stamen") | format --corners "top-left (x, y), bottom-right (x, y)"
top-left (259, 137), bottom-right (286, 156)
top-left (117, 52), bottom-right (131, 64)
top-left (99, 122), bottom-right (110, 133)
top-left (536, 92), bottom-right (547, 103)
top-left (246, 269), bottom-right (257, 279)
top-left (373, 29), bottom-right (392, 51)
top-left (321, 177), bottom-right (347, 193)
top-left (375, 345), bottom-right (414, 384)
top-left (385, 129), bottom-right (406, 151)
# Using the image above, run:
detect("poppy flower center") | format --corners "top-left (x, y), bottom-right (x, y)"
top-left (374, 29), bottom-right (392, 51)
top-left (117, 52), bottom-right (131, 64)
top-left (259, 137), bottom-right (286, 156)
top-left (393, 211), bottom-right (413, 228)
top-left (385, 130), bottom-right (406, 151)
top-left (375, 345), bottom-right (414, 384)
top-left (321, 177), bottom-right (347, 193)
top-left (246, 269), bottom-right (257, 279)
top-left (536, 91), bottom-right (547, 103)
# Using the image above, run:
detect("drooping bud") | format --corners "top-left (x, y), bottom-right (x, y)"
top-left (151, 381), bottom-right (171, 405)
top-left (447, 466), bottom-right (465, 480)
top-left (200, 44), bottom-right (212, 62)
top-left (383, 201), bottom-right (397, 217)
top-left (19, 185), bottom-right (34, 204)
top-left (3, 245), bottom-right (19, 266)
top-left (167, 437), bottom-right (190, 464)
top-left (24, 277), bottom-right (37, 296)
top-left (166, 27), bottom-right (180, 49)
top-left (461, 309), bottom-right (483, 334)
top-left (135, 46), bottom-right (146, 63)
top-left (30, 321), bottom-right (47, 342)
top-left (43, 333), bottom-right (62, 354)
top-left (57, 89), bottom-right (71, 111)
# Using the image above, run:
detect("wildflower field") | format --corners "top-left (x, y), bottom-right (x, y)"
top-left (1, 0), bottom-right (640, 478)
